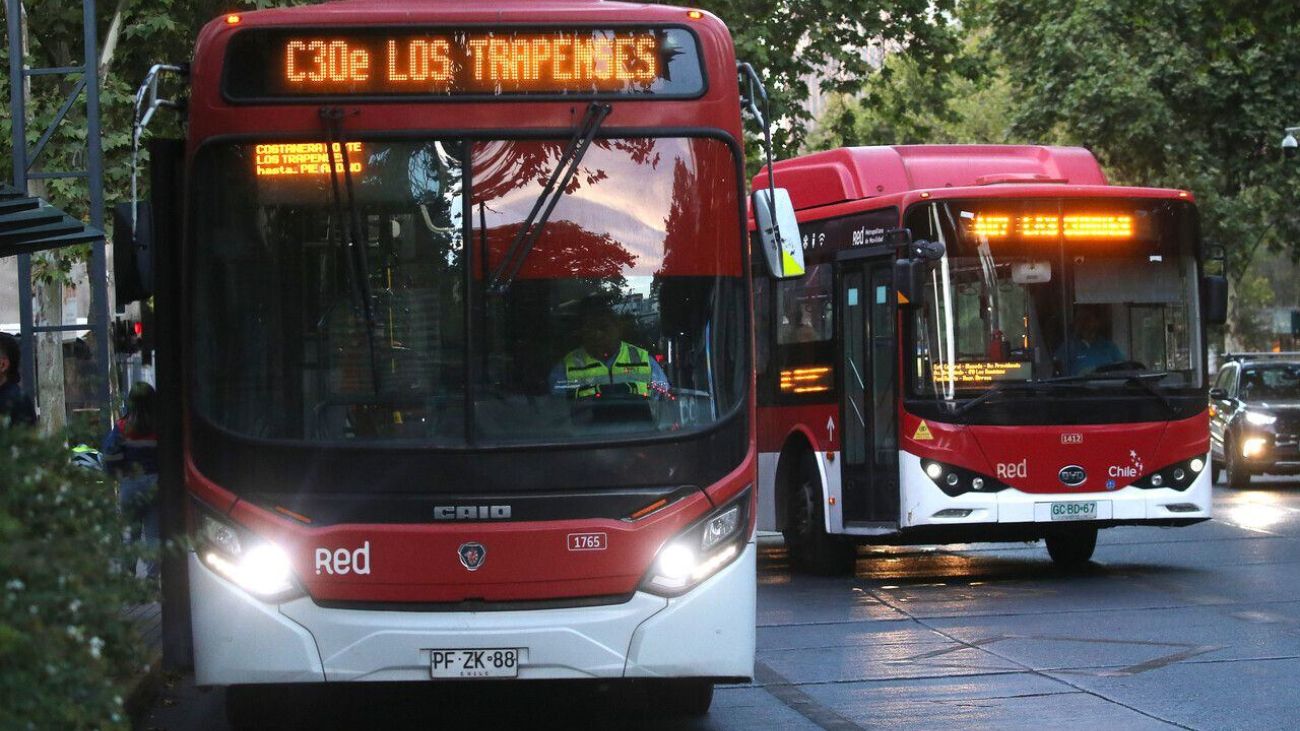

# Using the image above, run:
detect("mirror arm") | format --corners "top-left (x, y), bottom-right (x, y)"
top-left (738, 61), bottom-right (783, 250)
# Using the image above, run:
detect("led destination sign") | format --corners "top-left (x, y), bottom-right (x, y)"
top-left (254, 142), bottom-right (363, 177)
top-left (967, 213), bottom-right (1136, 240)
top-left (933, 361), bottom-right (1033, 385)
top-left (224, 28), bottom-right (705, 99)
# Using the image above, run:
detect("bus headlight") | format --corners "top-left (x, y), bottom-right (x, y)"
top-left (1134, 455), bottom-right (1207, 491)
top-left (919, 459), bottom-right (1009, 497)
top-left (198, 513), bottom-right (302, 601)
top-left (642, 488), bottom-right (751, 597)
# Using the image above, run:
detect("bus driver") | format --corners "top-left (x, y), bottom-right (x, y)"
top-left (1055, 305), bottom-right (1124, 376)
top-left (550, 306), bottom-right (669, 399)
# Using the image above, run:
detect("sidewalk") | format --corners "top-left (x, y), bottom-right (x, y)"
top-left (124, 602), bottom-right (164, 720)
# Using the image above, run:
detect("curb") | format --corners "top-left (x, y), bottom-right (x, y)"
top-left (124, 647), bottom-right (164, 723)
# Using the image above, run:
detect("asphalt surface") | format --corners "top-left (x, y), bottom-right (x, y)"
top-left (138, 476), bottom-right (1300, 730)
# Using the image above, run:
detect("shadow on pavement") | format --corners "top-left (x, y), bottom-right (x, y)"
top-left (211, 681), bottom-right (722, 731)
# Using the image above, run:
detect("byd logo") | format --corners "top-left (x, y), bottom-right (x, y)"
top-left (1059, 466), bottom-right (1088, 487)
top-left (315, 541), bottom-right (371, 576)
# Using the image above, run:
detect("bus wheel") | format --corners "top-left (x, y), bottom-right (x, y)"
top-left (1225, 436), bottom-right (1251, 489)
top-left (1045, 528), bottom-right (1097, 567)
top-left (1211, 460), bottom-right (1223, 485)
top-left (651, 679), bottom-right (714, 716)
top-left (783, 468), bottom-right (855, 576)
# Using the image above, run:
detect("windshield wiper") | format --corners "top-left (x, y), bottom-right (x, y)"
top-left (321, 107), bottom-right (381, 395)
top-left (1035, 370), bottom-right (1176, 415)
top-left (487, 102), bottom-right (612, 294)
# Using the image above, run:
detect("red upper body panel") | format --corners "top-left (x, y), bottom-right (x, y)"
top-left (188, 0), bottom-right (742, 148)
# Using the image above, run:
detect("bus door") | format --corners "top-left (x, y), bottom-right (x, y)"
top-left (836, 254), bottom-right (899, 524)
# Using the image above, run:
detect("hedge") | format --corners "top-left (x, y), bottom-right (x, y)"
top-left (1, 423), bottom-right (154, 730)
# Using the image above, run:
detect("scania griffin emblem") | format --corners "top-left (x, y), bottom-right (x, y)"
top-left (458, 542), bottom-right (487, 572)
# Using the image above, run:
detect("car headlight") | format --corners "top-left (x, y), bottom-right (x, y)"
top-left (641, 488), bottom-right (751, 597)
top-left (197, 512), bottom-right (302, 601)
top-left (1245, 411), bottom-right (1277, 426)
top-left (1242, 437), bottom-right (1269, 458)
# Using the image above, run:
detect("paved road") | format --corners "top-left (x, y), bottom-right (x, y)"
top-left (139, 477), bottom-right (1300, 730)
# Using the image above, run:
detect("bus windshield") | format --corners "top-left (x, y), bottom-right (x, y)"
top-left (191, 136), bottom-right (745, 446)
top-left (905, 198), bottom-right (1203, 400)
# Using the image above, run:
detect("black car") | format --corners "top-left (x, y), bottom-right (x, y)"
top-left (1209, 356), bottom-right (1300, 487)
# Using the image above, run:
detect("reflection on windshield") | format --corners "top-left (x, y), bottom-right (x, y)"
top-left (191, 137), bottom-right (743, 445)
top-left (907, 199), bottom-right (1202, 400)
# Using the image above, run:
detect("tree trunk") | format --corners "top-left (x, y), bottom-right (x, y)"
top-left (34, 272), bottom-right (66, 435)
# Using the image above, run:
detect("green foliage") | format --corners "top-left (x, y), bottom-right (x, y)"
top-left (0, 424), bottom-right (153, 730)
top-left (808, 29), bottom-right (1015, 149)
top-left (676, 0), bottom-right (965, 166)
top-left (974, 0), bottom-right (1300, 278)
top-left (1228, 270), bottom-right (1275, 350)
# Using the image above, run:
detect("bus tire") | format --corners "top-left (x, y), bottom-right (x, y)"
top-left (783, 463), bottom-right (855, 576)
top-left (1225, 436), bottom-right (1251, 489)
top-left (652, 679), bottom-right (714, 716)
top-left (1045, 528), bottom-right (1097, 567)
top-left (1211, 460), bottom-right (1222, 485)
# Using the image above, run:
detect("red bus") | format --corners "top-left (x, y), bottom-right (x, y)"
top-left (751, 145), bottom-right (1227, 574)
top-left (153, 0), bottom-right (760, 718)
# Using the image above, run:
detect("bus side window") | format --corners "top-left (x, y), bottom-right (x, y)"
top-left (776, 264), bottom-right (831, 344)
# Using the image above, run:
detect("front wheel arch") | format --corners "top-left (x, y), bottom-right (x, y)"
top-left (774, 432), bottom-right (820, 533)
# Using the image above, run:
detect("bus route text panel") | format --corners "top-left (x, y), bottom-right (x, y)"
top-left (223, 27), bottom-right (706, 99)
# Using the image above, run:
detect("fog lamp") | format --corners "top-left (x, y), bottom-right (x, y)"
top-left (1243, 437), bottom-right (1267, 458)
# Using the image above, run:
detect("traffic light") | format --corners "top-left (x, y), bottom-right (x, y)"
top-left (111, 319), bottom-right (142, 355)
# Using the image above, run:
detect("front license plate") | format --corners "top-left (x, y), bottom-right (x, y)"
top-left (1050, 501), bottom-right (1098, 521)
top-left (430, 648), bottom-right (525, 679)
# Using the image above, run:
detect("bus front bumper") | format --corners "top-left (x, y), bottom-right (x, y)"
top-left (190, 541), bottom-right (755, 686)
top-left (898, 451), bottom-right (1213, 529)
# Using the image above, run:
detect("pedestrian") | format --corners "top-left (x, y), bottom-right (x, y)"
top-left (103, 382), bottom-right (160, 578)
top-left (0, 332), bottom-right (37, 427)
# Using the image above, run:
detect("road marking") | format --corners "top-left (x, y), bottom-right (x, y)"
top-left (753, 660), bottom-right (864, 731)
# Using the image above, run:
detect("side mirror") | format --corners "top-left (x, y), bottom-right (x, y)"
top-left (910, 239), bottom-right (946, 261)
top-left (1202, 274), bottom-right (1228, 326)
top-left (112, 200), bottom-right (154, 307)
top-left (894, 259), bottom-right (926, 308)
top-left (1208, 387), bottom-right (1227, 400)
top-left (752, 188), bottom-right (804, 279)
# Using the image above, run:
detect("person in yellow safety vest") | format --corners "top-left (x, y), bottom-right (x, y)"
top-left (550, 308), bottom-right (670, 399)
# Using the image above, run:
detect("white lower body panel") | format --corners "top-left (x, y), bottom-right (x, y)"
top-left (898, 450), bottom-right (1213, 528)
top-left (191, 542), bottom-right (756, 686)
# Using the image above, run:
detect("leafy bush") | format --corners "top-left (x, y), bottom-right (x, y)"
top-left (1, 424), bottom-right (154, 730)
